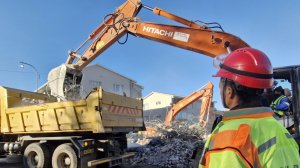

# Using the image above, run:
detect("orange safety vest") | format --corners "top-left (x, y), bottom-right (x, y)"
top-left (199, 107), bottom-right (300, 168)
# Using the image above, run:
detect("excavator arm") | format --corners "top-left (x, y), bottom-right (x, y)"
top-left (47, 0), bottom-right (249, 100)
top-left (65, 0), bottom-right (143, 70)
top-left (164, 82), bottom-right (213, 127)
top-left (48, 0), bottom-right (143, 99)
top-left (126, 21), bottom-right (248, 57)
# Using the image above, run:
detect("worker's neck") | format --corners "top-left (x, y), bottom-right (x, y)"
top-left (227, 97), bottom-right (239, 110)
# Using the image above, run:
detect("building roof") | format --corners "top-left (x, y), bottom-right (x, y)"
top-left (143, 91), bottom-right (184, 100)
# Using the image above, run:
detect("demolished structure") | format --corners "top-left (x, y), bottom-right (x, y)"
top-left (126, 120), bottom-right (208, 168)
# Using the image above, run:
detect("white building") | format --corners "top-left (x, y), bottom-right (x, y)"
top-left (39, 64), bottom-right (143, 99)
top-left (143, 92), bottom-right (208, 122)
top-left (80, 64), bottom-right (143, 98)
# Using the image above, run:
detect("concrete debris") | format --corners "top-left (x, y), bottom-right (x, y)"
top-left (126, 120), bottom-right (206, 168)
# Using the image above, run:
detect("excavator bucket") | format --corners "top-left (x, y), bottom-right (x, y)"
top-left (47, 64), bottom-right (82, 101)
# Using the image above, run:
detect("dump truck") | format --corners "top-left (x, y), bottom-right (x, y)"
top-left (0, 86), bottom-right (144, 167)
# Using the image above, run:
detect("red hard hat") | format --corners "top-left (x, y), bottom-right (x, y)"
top-left (214, 47), bottom-right (273, 88)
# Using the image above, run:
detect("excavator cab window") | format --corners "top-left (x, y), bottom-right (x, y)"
top-left (273, 78), bottom-right (294, 127)
top-left (273, 66), bottom-right (300, 141)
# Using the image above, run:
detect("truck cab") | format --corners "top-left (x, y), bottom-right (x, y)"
top-left (273, 65), bottom-right (300, 144)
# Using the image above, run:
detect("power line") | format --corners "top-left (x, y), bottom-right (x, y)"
top-left (0, 69), bottom-right (33, 74)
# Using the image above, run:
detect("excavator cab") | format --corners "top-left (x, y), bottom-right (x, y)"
top-left (273, 65), bottom-right (300, 144)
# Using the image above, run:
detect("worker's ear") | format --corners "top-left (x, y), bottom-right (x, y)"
top-left (225, 85), bottom-right (235, 99)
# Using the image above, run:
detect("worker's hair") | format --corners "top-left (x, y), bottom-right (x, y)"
top-left (224, 79), bottom-right (264, 108)
top-left (274, 86), bottom-right (284, 95)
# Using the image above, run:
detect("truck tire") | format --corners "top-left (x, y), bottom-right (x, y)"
top-left (23, 143), bottom-right (51, 168)
top-left (52, 143), bottom-right (77, 168)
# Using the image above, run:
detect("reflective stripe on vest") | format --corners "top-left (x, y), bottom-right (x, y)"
top-left (258, 136), bottom-right (276, 154)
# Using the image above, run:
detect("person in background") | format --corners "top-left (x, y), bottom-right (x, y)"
top-left (270, 86), bottom-right (290, 118)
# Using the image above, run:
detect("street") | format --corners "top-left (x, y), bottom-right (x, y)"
top-left (0, 157), bottom-right (22, 168)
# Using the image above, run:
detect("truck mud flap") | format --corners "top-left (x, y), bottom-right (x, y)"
top-left (87, 152), bottom-right (135, 167)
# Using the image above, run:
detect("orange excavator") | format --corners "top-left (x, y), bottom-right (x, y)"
top-left (47, 0), bottom-right (249, 101)
top-left (45, 0), bottom-right (300, 161)
top-left (164, 82), bottom-right (214, 127)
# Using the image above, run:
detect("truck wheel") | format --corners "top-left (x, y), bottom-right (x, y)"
top-left (52, 143), bottom-right (77, 168)
top-left (23, 143), bottom-right (50, 168)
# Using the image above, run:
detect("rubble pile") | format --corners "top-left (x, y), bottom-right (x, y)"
top-left (126, 120), bottom-right (207, 168)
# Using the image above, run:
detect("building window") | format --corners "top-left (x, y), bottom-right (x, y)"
top-left (113, 84), bottom-right (124, 93)
top-left (156, 101), bottom-right (161, 105)
top-left (89, 80), bottom-right (101, 88)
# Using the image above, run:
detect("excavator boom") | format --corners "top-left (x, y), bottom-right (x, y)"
top-left (127, 21), bottom-right (248, 57)
top-left (47, 0), bottom-right (249, 100)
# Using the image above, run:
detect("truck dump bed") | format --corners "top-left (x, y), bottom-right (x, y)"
top-left (0, 86), bottom-right (144, 134)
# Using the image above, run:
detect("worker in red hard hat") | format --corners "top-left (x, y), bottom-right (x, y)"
top-left (199, 48), bottom-right (300, 168)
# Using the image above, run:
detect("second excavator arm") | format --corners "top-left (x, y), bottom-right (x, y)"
top-left (47, 0), bottom-right (249, 100)
top-left (164, 82), bottom-right (213, 127)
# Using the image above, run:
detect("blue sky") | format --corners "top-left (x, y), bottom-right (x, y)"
top-left (0, 1), bottom-right (300, 110)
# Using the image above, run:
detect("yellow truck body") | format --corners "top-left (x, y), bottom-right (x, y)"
top-left (0, 86), bottom-right (144, 134)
